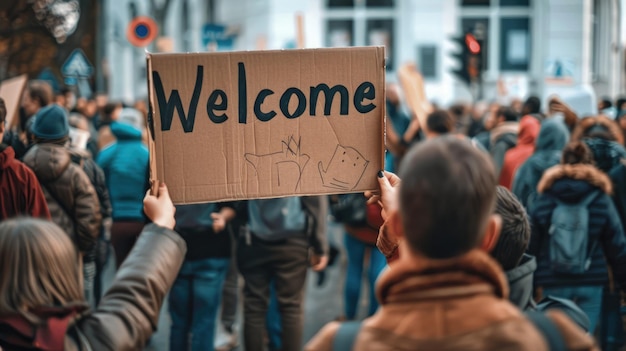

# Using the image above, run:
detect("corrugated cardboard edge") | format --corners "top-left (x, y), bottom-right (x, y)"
top-left (379, 46), bottom-right (387, 188)
top-left (146, 53), bottom-right (159, 196)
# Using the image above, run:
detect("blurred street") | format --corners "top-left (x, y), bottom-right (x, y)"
top-left (101, 221), bottom-right (358, 351)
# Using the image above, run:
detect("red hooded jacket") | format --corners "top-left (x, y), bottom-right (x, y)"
top-left (499, 116), bottom-right (541, 189)
top-left (0, 145), bottom-right (50, 220)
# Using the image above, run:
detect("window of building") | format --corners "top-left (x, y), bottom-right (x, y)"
top-left (325, 0), bottom-right (396, 70)
top-left (418, 45), bottom-right (438, 80)
top-left (459, 0), bottom-right (531, 74)
top-left (500, 0), bottom-right (530, 7)
top-left (365, 0), bottom-right (394, 7)
top-left (461, 0), bottom-right (530, 7)
top-left (328, 0), bottom-right (355, 8)
top-left (461, 0), bottom-right (490, 7)
top-left (591, 0), bottom-right (611, 82)
top-left (500, 17), bottom-right (530, 71)
top-left (326, 19), bottom-right (354, 47)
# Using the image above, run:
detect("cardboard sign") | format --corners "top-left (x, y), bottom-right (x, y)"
top-left (0, 75), bottom-right (28, 128)
top-left (147, 47), bottom-right (385, 203)
top-left (398, 63), bottom-right (432, 131)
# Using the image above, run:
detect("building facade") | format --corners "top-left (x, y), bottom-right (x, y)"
top-left (104, 0), bottom-right (624, 110)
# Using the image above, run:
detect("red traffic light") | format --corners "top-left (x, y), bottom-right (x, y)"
top-left (465, 33), bottom-right (481, 54)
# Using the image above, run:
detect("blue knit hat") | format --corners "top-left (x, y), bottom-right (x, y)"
top-left (31, 104), bottom-right (70, 139)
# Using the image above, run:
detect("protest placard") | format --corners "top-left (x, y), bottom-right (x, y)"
top-left (147, 47), bottom-right (385, 203)
top-left (398, 63), bottom-right (432, 132)
top-left (0, 75), bottom-right (28, 128)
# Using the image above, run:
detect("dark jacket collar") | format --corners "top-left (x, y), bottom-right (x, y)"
top-left (0, 145), bottom-right (15, 169)
top-left (538, 163), bottom-right (612, 195)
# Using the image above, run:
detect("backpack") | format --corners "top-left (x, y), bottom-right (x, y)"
top-left (331, 312), bottom-right (566, 351)
top-left (537, 296), bottom-right (591, 332)
top-left (548, 190), bottom-right (601, 275)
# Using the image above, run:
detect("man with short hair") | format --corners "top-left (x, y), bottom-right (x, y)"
top-left (424, 109), bottom-right (454, 139)
top-left (522, 96), bottom-right (542, 117)
top-left (3, 80), bottom-right (54, 159)
top-left (22, 80), bottom-right (54, 118)
top-left (490, 186), bottom-right (532, 272)
top-left (0, 97), bottom-right (50, 220)
top-left (306, 137), bottom-right (595, 351)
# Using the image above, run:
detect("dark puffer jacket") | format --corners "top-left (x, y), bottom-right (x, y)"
top-left (529, 163), bottom-right (626, 290)
top-left (610, 161), bottom-right (626, 226)
top-left (512, 118), bottom-right (570, 211)
top-left (23, 143), bottom-right (102, 253)
top-left (582, 138), bottom-right (626, 173)
top-left (0, 224), bottom-right (186, 351)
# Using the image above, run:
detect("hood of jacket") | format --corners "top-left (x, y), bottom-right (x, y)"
top-left (538, 163), bottom-right (612, 202)
top-left (490, 121), bottom-right (519, 144)
top-left (517, 116), bottom-right (541, 147)
top-left (0, 144), bottom-right (15, 169)
top-left (582, 138), bottom-right (626, 173)
top-left (110, 121), bottom-right (142, 141)
top-left (377, 249), bottom-right (508, 305)
top-left (505, 254), bottom-right (537, 310)
top-left (526, 150), bottom-right (562, 176)
top-left (23, 144), bottom-right (71, 183)
top-left (536, 119), bottom-right (570, 152)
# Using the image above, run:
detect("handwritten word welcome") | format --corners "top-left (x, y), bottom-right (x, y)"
top-left (152, 63), bottom-right (377, 133)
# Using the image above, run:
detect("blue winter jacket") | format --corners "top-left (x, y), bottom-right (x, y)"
top-left (96, 122), bottom-right (149, 221)
top-left (529, 163), bottom-right (626, 290)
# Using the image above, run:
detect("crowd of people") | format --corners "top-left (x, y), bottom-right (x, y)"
top-left (2, 76), bottom-right (626, 351)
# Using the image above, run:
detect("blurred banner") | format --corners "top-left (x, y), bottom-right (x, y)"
top-left (202, 24), bottom-right (237, 52)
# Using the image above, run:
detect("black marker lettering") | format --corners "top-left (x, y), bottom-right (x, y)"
top-left (354, 81), bottom-right (376, 114)
top-left (280, 88), bottom-right (307, 119)
top-left (152, 65), bottom-right (203, 132)
top-left (254, 89), bottom-right (276, 122)
top-left (238, 62), bottom-right (247, 124)
top-left (309, 84), bottom-right (349, 116)
top-left (206, 89), bottom-right (228, 124)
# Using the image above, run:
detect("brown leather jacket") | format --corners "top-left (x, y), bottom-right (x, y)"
top-left (23, 143), bottom-right (102, 253)
top-left (0, 224), bottom-right (186, 351)
top-left (306, 250), bottom-right (597, 351)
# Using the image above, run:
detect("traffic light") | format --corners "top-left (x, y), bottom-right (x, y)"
top-left (450, 32), bottom-right (482, 86)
